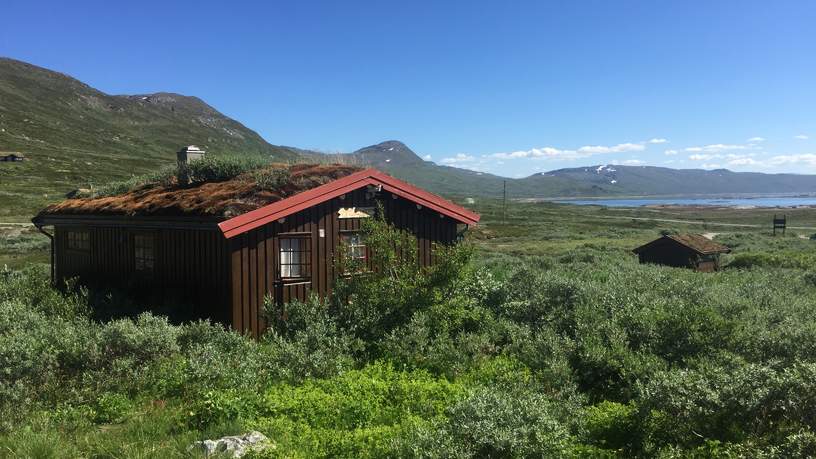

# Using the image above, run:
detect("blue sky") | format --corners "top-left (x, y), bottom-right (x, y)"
top-left (2, 0), bottom-right (814, 177)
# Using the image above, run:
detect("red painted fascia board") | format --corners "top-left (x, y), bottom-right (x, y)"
top-left (219, 169), bottom-right (376, 238)
top-left (218, 168), bottom-right (480, 239)
top-left (368, 170), bottom-right (480, 224)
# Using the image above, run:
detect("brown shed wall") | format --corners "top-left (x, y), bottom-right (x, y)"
top-left (53, 225), bottom-right (231, 323)
top-left (636, 238), bottom-right (721, 272)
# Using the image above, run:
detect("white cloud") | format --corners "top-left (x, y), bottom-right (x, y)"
top-left (664, 149), bottom-right (678, 155)
top-left (747, 137), bottom-right (765, 142)
top-left (423, 154), bottom-right (432, 160)
top-left (490, 141), bottom-right (647, 161)
top-left (490, 147), bottom-right (569, 159)
top-left (728, 157), bottom-right (760, 166)
top-left (577, 143), bottom-right (645, 154)
top-left (614, 159), bottom-right (645, 166)
top-left (794, 134), bottom-right (810, 140)
top-left (701, 163), bottom-right (722, 169)
top-left (440, 153), bottom-right (475, 164)
top-left (767, 154), bottom-right (816, 166)
top-left (483, 138), bottom-right (668, 160)
top-left (685, 144), bottom-right (748, 153)
top-left (690, 152), bottom-right (757, 162)
top-left (725, 153), bottom-right (755, 160)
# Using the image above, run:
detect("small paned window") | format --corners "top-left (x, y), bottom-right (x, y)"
top-left (67, 231), bottom-right (90, 252)
top-left (134, 234), bottom-right (155, 272)
top-left (340, 232), bottom-right (367, 272)
top-left (279, 237), bottom-right (311, 279)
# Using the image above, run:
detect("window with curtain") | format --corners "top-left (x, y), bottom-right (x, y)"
top-left (134, 234), bottom-right (155, 272)
top-left (279, 237), bottom-right (311, 279)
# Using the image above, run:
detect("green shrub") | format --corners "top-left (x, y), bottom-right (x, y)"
top-left (260, 362), bottom-right (463, 430)
top-left (583, 401), bottom-right (638, 452)
top-left (253, 167), bottom-right (292, 192)
top-left (728, 251), bottom-right (816, 270)
top-left (0, 265), bottom-right (89, 319)
top-left (638, 360), bottom-right (816, 451)
top-left (188, 389), bottom-right (260, 429)
top-left (402, 387), bottom-right (578, 458)
top-left (248, 362), bottom-right (464, 457)
top-left (89, 165), bottom-right (176, 197)
top-left (93, 392), bottom-right (133, 424)
top-left (331, 211), bottom-right (474, 348)
top-left (100, 313), bottom-right (180, 364)
top-left (263, 295), bottom-right (361, 382)
top-left (184, 155), bottom-right (267, 184)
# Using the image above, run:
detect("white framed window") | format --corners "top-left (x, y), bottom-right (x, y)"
top-left (279, 237), bottom-right (311, 279)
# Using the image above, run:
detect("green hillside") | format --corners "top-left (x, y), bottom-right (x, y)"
top-left (0, 57), bottom-right (300, 219)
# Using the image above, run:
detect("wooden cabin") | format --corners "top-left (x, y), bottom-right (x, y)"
top-left (32, 159), bottom-right (479, 338)
top-left (632, 233), bottom-right (730, 272)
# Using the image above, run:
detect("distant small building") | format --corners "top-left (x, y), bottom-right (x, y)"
top-left (0, 152), bottom-right (26, 162)
top-left (633, 234), bottom-right (730, 272)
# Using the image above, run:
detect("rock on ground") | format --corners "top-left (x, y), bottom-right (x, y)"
top-left (188, 431), bottom-right (273, 458)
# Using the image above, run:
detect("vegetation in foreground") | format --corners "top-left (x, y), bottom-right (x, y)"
top-left (3, 207), bottom-right (816, 457)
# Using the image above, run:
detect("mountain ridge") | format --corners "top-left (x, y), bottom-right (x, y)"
top-left (3, 57), bottom-right (816, 218)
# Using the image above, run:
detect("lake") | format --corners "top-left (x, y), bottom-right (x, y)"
top-left (552, 196), bottom-right (816, 208)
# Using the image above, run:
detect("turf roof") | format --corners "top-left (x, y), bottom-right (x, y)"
top-left (667, 233), bottom-right (731, 254)
top-left (38, 163), bottom-right (363, 218)
top-left (633, 233), bottom-right (731, 255)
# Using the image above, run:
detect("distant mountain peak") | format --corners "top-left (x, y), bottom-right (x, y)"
top-left (352, 140), bottom-right (424, 167)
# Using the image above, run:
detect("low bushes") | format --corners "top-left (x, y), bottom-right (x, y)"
top-left (4, 227), bottom-right (816, 456)
top-left (82, 155), bottom-right (270, 198)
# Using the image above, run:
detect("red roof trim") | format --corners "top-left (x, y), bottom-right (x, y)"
top-left (218, 168), bottom-right (479, 239)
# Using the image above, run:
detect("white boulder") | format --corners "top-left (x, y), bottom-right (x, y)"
top-left (188, 431), bottom-right (272, 458)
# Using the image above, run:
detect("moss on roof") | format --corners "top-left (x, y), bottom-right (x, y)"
top-left (38, 163), bottom-right (363, 218)
top-left (667, 233), bottom-right (731, 254)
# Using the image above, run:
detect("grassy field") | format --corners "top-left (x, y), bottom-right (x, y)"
top-left (471, 199), bottom-right (816, 259)
top-left (2, 202), bottom-right (816, 457)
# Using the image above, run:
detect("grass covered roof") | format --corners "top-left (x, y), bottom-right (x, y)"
top-left (38, 159), bottom-right (363, 218)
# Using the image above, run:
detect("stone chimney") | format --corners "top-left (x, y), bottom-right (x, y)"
top-left (177, 145), bottom-right (205, 183)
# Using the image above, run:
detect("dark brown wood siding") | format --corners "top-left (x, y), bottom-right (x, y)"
top-left (53, 225), bottom-right (231, 323)
top-left (229, 189), bottom-right (459, 338)
top-left (636, 239), bottom-right (721, 272)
